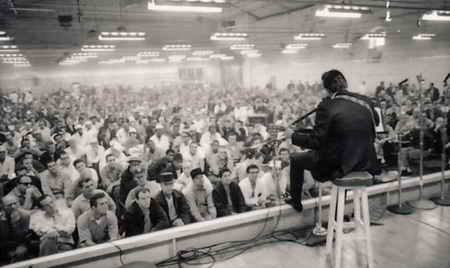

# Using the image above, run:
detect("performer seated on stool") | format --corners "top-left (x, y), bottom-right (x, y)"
top-left (285, 69), bottom-right (381, 212)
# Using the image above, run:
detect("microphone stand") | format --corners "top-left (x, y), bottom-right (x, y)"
top-left (304, 181), bottom-right (327, 246)
top-left (431, 106), bottom-right (450, 206)
top-left (408, 75), bottom-right (437, 210)
top-left (387, 88), bottom-right (414, 215)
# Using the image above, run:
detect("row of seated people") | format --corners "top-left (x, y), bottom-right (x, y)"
top-left (0, 148), bottom-right (295, 264)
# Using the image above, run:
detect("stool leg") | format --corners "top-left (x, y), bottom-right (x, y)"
top-left (354, 189), bottom-right (362, 230)
top-left (335, 188), bottom-right (346, 268)
top-left (361, 190), bottom-right (374, 268)
top-left (326, 186), bottom-right (337, 257)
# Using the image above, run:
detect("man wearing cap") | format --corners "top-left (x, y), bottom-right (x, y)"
top-left (119, 155), bottom-right (144, 204)
top-left (150, 124), bottom-right (170, 153)
top-left (155, 171), bottom-right (192, 227)
top-left (284, 69), bottom-right (380, 212)
top-left (184, 168), bottom-right (216, 222)
top-left (1, 195), bottom-right (34, 262)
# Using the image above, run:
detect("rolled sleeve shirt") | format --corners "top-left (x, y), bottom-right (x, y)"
top-left (77, 210), bottom-right (119, 245)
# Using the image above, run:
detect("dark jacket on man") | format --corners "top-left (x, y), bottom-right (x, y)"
top-left (212, 181), bottom-right (248, 217)
top-left (155, 190), bottom-right (192, 226)
top-left (292, 90), bottom-right (380, 181)
top-left (124, 199), bottom-right (170, 237)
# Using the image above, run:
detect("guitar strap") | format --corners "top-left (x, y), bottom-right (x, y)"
top-left (334, 94), bottom-right (377, 135)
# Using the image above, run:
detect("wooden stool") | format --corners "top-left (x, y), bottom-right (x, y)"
top-left (326, 172), bottom-right (374, 268)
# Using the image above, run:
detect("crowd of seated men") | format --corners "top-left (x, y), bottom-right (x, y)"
top-left (0, 78), bottom-right (449, 265)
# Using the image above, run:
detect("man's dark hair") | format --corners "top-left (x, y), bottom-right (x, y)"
top-left (90, 191), bottom-right (106, 208)
top-left (321, 69), bottom-right (347, 93)
top-left (246, 164), bottom-right (259, 173)
top-left (73, 158), bottom-right (85, 168)
top-left (278, 148), bottom-right (289, 154)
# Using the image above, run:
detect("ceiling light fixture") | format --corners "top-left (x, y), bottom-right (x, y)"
top-left (210, 32), bottom-right (247, 41)
top-left (81, 45), bottom-right (115, 52)
top-left (137, 51), bottom-right (160, 57)
top-left (186, 57), bottom-right (210, 62)
top-left (315, 5), bottom-right (370, 18)
top-left (0, 45), bottom-right (19, 53)
top-left (0, 31), bottom-right (13, 41)
top-left (294, 33), bottom-right (325, 41)
top-left (0, 53), bottom-right (23, 57)
top-left (422, 10), bottom-right (450, 21)
top-left (192, 50), bottom-right (214, 56)
top-left (99, 31), bottom-right (146, 41)
top-left (412, 33), bottom-right (436, 40)
top-left (162, 44), bottom-right (192, 51)
top-left (361, 32), bottom-right (386, 48)
top-left (285, 43), bottom-right (308, 49)
top-left (281, 49), bottom-right (299, 54)
top-left (230, 44), bottom-right (255, 50)
top-left (148, 0), bottom-right (224, 13)
top-left (332, 43), bottom-right (352, 48)
top-left (240, 49), bottom-right (259, 55)
top-left (246, 53), bottom-right (261, 58)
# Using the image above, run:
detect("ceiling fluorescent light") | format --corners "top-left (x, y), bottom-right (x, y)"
top-left (162, 44), bottom-right (192, 51)
top-left (0, 53), bottom-right (23, 57)
top-left (220, 56), bottom-right (234, 60)
top-left (285, 43), bottom-right (308, 49)
top-left (316, 5), bottom-right (370, 18)
top-left (99, 32), bottom-right (146, 41)
top-left (0, 31), bottom-right (13, 41)
top-left (0, 45), bottom-right (19, 53)
top-left (148, 0), bottom-right (223, 13)
top-left (210, 32), bottom-right (247, 41)
top-left (294, 33), bottom-right (325, 41)
top-left (240, 49), bottom-right (259, 55)
top-left (361, 33), bottom-right (386, 40)
top-left (422, 10), bottom-right (450, 21)
top-left (192, 50), bottom-right (214, 56)
top-left (186, 57), bottom-right (210, 62)
top-left (137, 51), bottom-right (160, 57)
top-left (412, 33), bottom-right (436, 40)
top-left (210, 53), bottom-right (227, 58)
top-left (246, 53), bottom-right (261, 58)
top-left (81, 45), bottom-right (115, 52)
top-left (333, 43), bottom-right (352, 48)
top-left (230, 44), bottom-right (255, 50)
top-left (281, 49), bottom-right (299, 54)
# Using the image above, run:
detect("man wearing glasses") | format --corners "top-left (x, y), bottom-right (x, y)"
top-left (5, 175), bottom-right (42, 210)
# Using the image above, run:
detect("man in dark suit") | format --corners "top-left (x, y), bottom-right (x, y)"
top-left (286, 69), bottom-right (380, 212)
top-left (212, 169), bottom-right (247, 217)
top-left (155, 172), bottom-right (192, 227)
top-left (125, 187), bottom-right (169, 237)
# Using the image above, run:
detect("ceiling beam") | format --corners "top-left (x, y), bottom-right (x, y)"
top-left (256, 3), bottom-right (315, 21)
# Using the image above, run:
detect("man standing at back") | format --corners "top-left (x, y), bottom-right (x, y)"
top-left (286, 69), bottom-right (380, 212)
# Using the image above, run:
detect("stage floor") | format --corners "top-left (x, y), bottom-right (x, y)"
top-left (169, 206), bottom-right (450, 268)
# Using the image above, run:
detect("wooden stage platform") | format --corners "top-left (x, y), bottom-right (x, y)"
top-left (174, 206), bottom-right (450, 268)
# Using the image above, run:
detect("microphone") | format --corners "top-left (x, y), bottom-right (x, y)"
top-left (398, 78), bottom-right (408, 87)
top-left (444, 73), bottom-right (450, 86)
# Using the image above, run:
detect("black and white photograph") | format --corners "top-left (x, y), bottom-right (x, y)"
top-left (0, 0), bottom-right (449, 267)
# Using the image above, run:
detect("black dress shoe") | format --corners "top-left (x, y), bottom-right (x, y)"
top-left (285, 198), bottom-right (303, 212)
